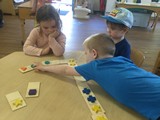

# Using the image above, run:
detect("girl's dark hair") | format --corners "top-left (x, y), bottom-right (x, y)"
top-left (36, 5), bottom-right (62, 31)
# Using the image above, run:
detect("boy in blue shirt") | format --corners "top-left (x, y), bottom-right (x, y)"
top-left (35, 33), bottom-right (160, 120)
top-left (103, 7), bottom-right (134, 59)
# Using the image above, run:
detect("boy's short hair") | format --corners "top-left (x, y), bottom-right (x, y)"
top-left (83, 33), bottom-right (115, 56)
top-left (106, 20), bottom-right (128, 30)
top-left (102, 7), bottom-right (133, 28)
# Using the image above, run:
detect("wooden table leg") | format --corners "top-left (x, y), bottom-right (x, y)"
top-left (20, 19), bottom-right (25, 45)
top-left (151, 13), bottom-right (159, 31)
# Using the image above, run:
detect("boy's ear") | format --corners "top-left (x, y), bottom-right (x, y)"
top-left (92, 49), bottom-right (98, 59)
top-left (123, 27), bottom-right (129, 33)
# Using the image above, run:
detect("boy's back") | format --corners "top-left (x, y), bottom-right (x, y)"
top-left (75, 56), bottom-right (160, 120)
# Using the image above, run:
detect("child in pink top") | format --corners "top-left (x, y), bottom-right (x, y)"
top-left (23, 5), bottom-right (66, 56)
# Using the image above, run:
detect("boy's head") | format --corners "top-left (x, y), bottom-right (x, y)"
top-left (83, 33), bottom-right (115, 62)
top-left (102, 7), bottom-right (133, 41)
top-left (103, 7), bottom-right (133, 29)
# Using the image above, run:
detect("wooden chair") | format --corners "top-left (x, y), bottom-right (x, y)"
top-left (130, 48), bottom-right (145, 67)
top-left (152, 51), bottom-right (160, 75)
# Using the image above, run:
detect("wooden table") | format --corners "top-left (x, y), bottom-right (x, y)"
top-left (116, 2), bottom-right (160, 31)
top-left (0, 51), bottom-right (146, 120)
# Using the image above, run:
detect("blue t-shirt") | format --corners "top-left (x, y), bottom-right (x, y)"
top-left (114, 38), bottom-right (131, 59)
top-left (75, 57), bottom-right (160, 120)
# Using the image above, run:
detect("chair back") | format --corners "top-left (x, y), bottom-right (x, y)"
top-left (130, 48), bottom-right (145, 67)
top-left (153, 51), bottom-right (160, 75)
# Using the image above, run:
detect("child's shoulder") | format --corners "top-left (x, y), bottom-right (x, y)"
top-left (32, 27), bottom-right (40, 31)
top-left (116, 38), bottom-right (129, 44)
top-left (30, 27), bottom-right (40, 33)
top-left (29, 27), bottom-right (41, 37)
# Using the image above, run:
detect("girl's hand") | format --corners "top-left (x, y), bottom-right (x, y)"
top-left (41, 47), bottom-right (50, 55)
top-left (48, 30), bottom-right (60, 39)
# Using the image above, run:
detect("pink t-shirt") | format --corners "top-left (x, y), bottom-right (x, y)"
top-left (23, 27), bottom-right (66, 56)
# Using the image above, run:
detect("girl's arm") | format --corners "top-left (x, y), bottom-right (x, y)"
top-left (23, 28), bottom-right (50, 56)
top-left (48, 31), bottom-right (66, 56)
top-left (35, 63), bottom-right (80, 76)
top-left (41, 47), bottom-right (51, 55)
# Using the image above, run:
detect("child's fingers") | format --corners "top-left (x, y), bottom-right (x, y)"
top-left (34, 68), bottom-right (40, 72)
top-left (49, 31), bottom-right (59, 38)
top-left (33, 62), bottom-right (41, 69)
top-left (33, 62), bottom-right (46, 72)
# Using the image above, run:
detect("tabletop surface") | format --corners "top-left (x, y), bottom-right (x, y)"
top-left (116, 2), bottom-right (160, 8)
top-left (18, 1), bottom-right (33, 8)
top-left (18, 0), bottom-right (61, 8)
top-left (0, 51), bottom-right (146, 120)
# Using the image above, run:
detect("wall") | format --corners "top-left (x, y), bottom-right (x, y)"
top-left (105, 0), bottom-right (152, 14)
top-left (105, 0), bottom-right (116, 13)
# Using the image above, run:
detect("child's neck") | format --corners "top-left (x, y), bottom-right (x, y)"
top-left (113, 36), bottom-right (124, 44)
top-left (98, 54), bottom-right (113, 59)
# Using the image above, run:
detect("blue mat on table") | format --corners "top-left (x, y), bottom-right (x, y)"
top-left (59, 10), bottom-right (69, 16)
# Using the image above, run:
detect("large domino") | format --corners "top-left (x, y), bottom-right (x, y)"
top-left (41, 59), bottom-right (76, 66)
top-left (6, 91), bottom-right (26, 111)
top-left (19, 64), bottom-right (36, 73)
top-left (26, 82), bottom-right (40, 98)
top-left (92, 114), bottom-right (108, 120)
top-left (19, 59), bottom-right (69, 73)
top-left (42, 59), bottom-right (69, 65)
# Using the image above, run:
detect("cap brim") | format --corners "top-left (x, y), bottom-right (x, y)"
top-left (102, 16), bottom-right (123, 25)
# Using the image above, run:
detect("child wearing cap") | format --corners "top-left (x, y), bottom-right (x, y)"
top-left (103, 7), bottom-right (134, 59)
top-left (34, 33), bottom-right (160, 120)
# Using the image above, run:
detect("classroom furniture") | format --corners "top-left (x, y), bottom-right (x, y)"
top-left (116, 2), bottom-right (160, 31)
top-left (132, 12), bottom-right (152, 28)
top-left (73, 6), bottom-right (91, 19)
top-left (153, 51), bottom-right (160, 75)
top-left (130, 47), bottom-right (145, 67)
top-left (73, 0), bottom-right (91, 19)
top-left (0, 0), bottom-right (17, 15)
top-left (0, 0), bottom-right (29, 15)
top-left (0, 51), bottom-right (146, 120)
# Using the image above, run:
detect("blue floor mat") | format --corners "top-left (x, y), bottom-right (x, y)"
top-left (59, 10), bottom-right (69, 15)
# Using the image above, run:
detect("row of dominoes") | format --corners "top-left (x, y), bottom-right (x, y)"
top-left (74, 76), bottom-right (108, 120)
top-left (42, 59), bottom-right (76, 66)
top-left (70, 60), bottom-right (108, 120)
top-left (6, 82), bottom-right (40, 111)
top-left (19, 59), bottom-right (76, 73)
